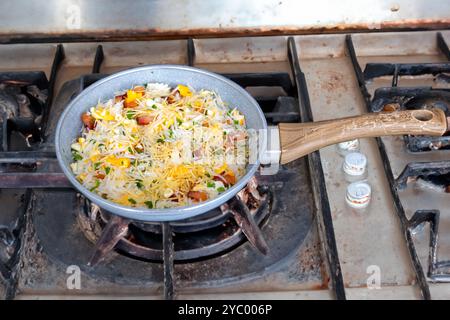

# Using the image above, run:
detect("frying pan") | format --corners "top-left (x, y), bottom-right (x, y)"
top-left (55, 65), bottom-right (449, 222)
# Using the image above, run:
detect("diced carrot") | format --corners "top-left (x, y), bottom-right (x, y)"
top-left (223, 172), bottom-right (236, 185)
top-left (124, 99), bottom-right (138, 108)
top-left (188, 191), bottom-right (208, 202)
top-left (95, 173), bottom-right (105, 179)
top-left (123, 89), bottom-right (143, 108)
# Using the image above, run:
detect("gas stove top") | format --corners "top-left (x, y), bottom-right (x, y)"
top-left (0, 30), bottom-right (449, 300)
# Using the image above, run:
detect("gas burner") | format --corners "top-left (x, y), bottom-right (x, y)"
top-left (77, 177), bottom-right (272, 265)
top-left (0, 72), bottom-right (49, 152)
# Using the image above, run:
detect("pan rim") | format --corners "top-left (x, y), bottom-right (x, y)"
top-left (55, 64), bottom-right (267, 222)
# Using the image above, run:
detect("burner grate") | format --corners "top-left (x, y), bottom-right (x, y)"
top-left (347, 32), bottom-right (450, 300)
top-left (81, 177), bottom-right (272, 266)
top-left (397, 161), bottom-right (450, 282)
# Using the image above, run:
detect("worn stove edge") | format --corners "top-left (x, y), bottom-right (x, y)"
top-left (1, 21), bottom-right (450, 44)
top-left (287, 37), bottom-right (346, 300)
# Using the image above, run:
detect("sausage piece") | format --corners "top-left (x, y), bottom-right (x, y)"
top-left (81, 113), bottom-right (95, 130)
top-left (136, 115), bottom-right (155, 125)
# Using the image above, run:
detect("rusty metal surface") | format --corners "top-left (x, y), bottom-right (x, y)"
top-left (2, 30), bottom-right (450, 299)
top-left (0, 0), bottom-right (449, 43)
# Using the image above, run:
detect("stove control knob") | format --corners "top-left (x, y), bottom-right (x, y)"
top-left (346, 181), bottom-right (372, 211)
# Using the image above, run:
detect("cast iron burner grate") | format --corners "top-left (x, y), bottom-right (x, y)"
top-left (346, 32), bottom-right (450, 299)
top-left (78, 177), bottom-right (272, 265)
top-left (396, 161), bottom-right (450, 281)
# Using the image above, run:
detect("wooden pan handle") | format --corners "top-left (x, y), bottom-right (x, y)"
top-left (279, 108), bottom-right (448, 164)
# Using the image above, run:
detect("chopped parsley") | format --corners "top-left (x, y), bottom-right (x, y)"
top-left (126, 110), bottom-right (135, 119)
top-left (217, 186), bottom-right (226, 193)
top-left (90, 180), bottom-right (100, 192)
top-left (105, 167), bottom-right (111, 175)
top-left (72, 151), bottom-right (82, 161)
top-left (157, 138), bottom-right (165, 143)
top-left (144, 200), bottom-right (154, 209)
top-left (207, 182), bottom-right (215, 188)
top-left (136, 180), bottom-right (144, 189)
top-left (128, 198), bottom-right (137, 205)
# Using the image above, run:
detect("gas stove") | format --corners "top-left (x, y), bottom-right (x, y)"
top-left (0, 30), bottom-right (449, 300)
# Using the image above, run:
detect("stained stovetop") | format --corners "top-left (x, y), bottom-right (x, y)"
top-left (0, 30), bottom-right (450, 299)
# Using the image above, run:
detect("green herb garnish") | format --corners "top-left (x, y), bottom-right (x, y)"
top-left (128, 198), bottom-right (137, 205)
top-left (157, 138), bottom-right (165, 143)
top-left (105, 167), bottom-right (111, 175)
top-left (126, 110), bottom-right (135, 119)
top-left (217, 187), bottom-right (226, 193)
top-left (207, 182), bottom-right (215, 188)
top-left (144, 201), bottom-right (154, 209)
top-left (90, 180), bottom-right (100, 192)
top-left (72, 151), bottom-right (82, 161)
top-left (136, 180), bottom-right (144, 189)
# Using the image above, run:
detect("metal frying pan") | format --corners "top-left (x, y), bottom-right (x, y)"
top-left (55, 65), bottom-right (449, 222)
